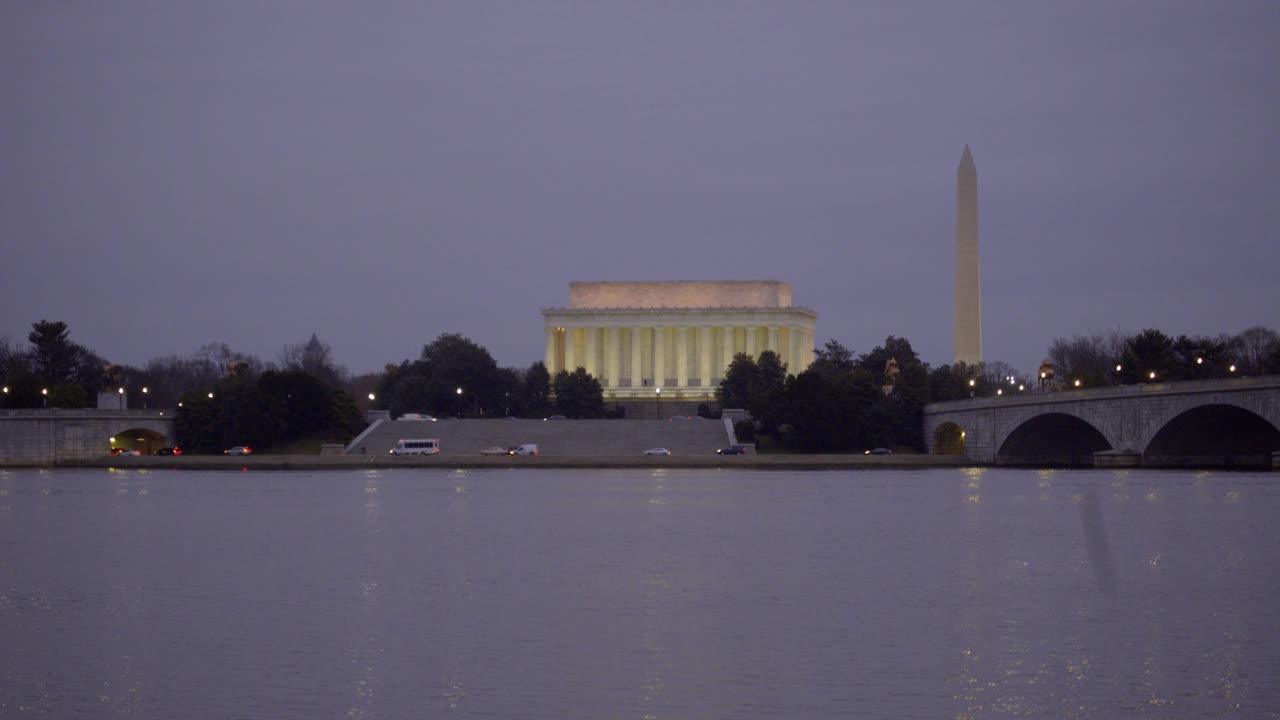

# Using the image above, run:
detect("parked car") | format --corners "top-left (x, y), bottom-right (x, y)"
top-left (510, 444), bottom-right (539, 456)
top-left (643, 448), bottom-right (671, 456)
top-left (864, 447), bottom-right (893, 455)
top-left (225, 446), bottom-right (253, 455)
top-left (717, 446), bottom-right (747, 455)
top-left (480, 446), bottom-right (511, 456)
top-left (155, 446), bottom-right (183, 456)
top-left (399, 413), bottom-right (437, 421)
top-left (111, 448), bottom-right (141, 456)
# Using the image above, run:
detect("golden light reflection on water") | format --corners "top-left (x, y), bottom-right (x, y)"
top-left (960, 467), bottom-right (983, 504)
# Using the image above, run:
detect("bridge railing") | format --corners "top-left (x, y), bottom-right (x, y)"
top-left (1, 408), bottom-right (176, 419)
top-left (924, 374), bottom-right (1280, 413)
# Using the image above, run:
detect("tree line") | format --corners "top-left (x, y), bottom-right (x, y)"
top-left (4, 319), bottom-right (1277, 455)
top-left (1045, 326), bottom-right (1280, 388)
top-left (1, 322), bottom-right (367, 453)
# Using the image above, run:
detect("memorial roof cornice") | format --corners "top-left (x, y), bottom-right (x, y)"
top-left (541, 305), bottom-right (817, 316)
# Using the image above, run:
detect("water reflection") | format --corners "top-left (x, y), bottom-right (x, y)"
top-left (0, 468), bottom-right (1276, 717)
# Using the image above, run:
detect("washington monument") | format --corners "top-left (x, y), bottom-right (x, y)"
top-left (955, 144), bottom-right (983, 365)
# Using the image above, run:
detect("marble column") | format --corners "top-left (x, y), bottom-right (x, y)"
top-left (767, 326), bottom-right (779, 361)
top-left (720, 327), bottom-right (734, 380)
top-left (564, 328), bottom-right (576, 372)
top-left (653, 327), bottom-right (666, 388)
top-left (789, 327), bottom-right (801, 373)
top-left (746, 326), bottom-right (757, 360)
top-left (584, 327), bottom-right (597, 377)
top-left (630, 327), bottom-right (642, 388)
top-left (545, 329), bottom-right (556, 374)
top-left (676, 327), bottom-right (689, 387)
top-left (607, 328), bottom-right (620, 388)
top-left (699, 327), bottom-right (713, 387)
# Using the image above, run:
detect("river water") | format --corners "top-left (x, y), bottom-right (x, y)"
top-left (1, 467), bottom-right (1277, 719)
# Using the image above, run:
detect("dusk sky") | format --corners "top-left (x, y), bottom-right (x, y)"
top-left (3, 1), bottom-right (1277, 377)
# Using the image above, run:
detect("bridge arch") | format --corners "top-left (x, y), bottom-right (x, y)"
top-left (933, 422), bottom-right (966, 455)
top-left (109, 427), bottom-right (169, 455)
top-left (996, 412), bottom-right (1111, 466)
top-left (1142, 404), bottom-right (1280, 468)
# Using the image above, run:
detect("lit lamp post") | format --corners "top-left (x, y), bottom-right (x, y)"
top-left (142, 387), bottom-right (149, 409)
top-left (968, 378), bottom-right (975, 398)
top-left (42, 388), bottom-right (48, 408)
top-left (456, 387), bottom-right (478, 417)
top-left (2, 386), bottom-right (8, 407)
top-left (655, 387), bottom-right (661, 419)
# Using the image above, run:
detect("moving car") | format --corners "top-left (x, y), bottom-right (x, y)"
top-left (111, 448), bottom-right (141, 456)
top-left (643, 448), bottom-right (671, 456)
top-left (510, 444), bottom-right (539, 456)
top-left (864, 447), bottom-right (893, 455)
top-left (543, 415), bottom-right (567, 421)
top-left (389, 439), bottom-right (440, 455)
top-left (399, 413), bottom-right (437, 421)
top-left (155, 446), bottom-right (183, 456)
top-left (717, 446), bottom-right (747, 455)
top-left (480, 446), bottom-right (511, 456)
top-left (225, 446), bottom-right (253, 455)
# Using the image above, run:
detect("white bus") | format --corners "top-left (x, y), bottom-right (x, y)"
top-left (389, 438), bottom-right (441, 455)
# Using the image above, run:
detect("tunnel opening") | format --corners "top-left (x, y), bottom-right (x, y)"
top-left (996, 413), bottom-right (1111, 467)
top-left (1143, 404), bottom-right (1280, 469)
top-left (933, 422), bottom-right (966, 455)
top-left (110, 428), bottom-right (168, 456)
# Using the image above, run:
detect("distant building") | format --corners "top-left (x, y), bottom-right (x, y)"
top-left (541, 281), bottom-right (816, 407)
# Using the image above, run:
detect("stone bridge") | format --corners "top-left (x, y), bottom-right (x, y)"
top-left (923, 375), bottom-right (1280, 468)
top-left (0, 409), bottom-right (176, 465)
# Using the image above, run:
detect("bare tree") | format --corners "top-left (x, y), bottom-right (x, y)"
top-left (1047, 330), bottom-right (1126, 386)
top-left (279, 333), bottom-right (347, 388)
top-left (1229, 326), bottom-right (1279, 375)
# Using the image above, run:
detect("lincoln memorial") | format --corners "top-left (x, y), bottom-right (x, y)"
top-left (542, 281), bottom-right (817, 407)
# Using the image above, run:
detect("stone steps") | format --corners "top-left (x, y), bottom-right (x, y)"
top-left (346, 417), bottom-right (731, 457)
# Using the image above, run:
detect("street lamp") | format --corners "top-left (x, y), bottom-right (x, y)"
top-left (368, 393), bottom-right (375, 402)
top-left (42, 388), bottom-right (48, 407)
top-left (456, 387), bottom-right (478, 416)
top-left (207, 392), bottom-right (214, 399)
top-left (1148, 371), bottom-right (1156, 380)
top-left (142, 386), bottom-right (149, 409)
top-left (655, 387), bottom-right (662, 419)
top-left (1073, 379), bottom-right (1082, 387)
top-left (1229, 364), bottom-right (1237, 373)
